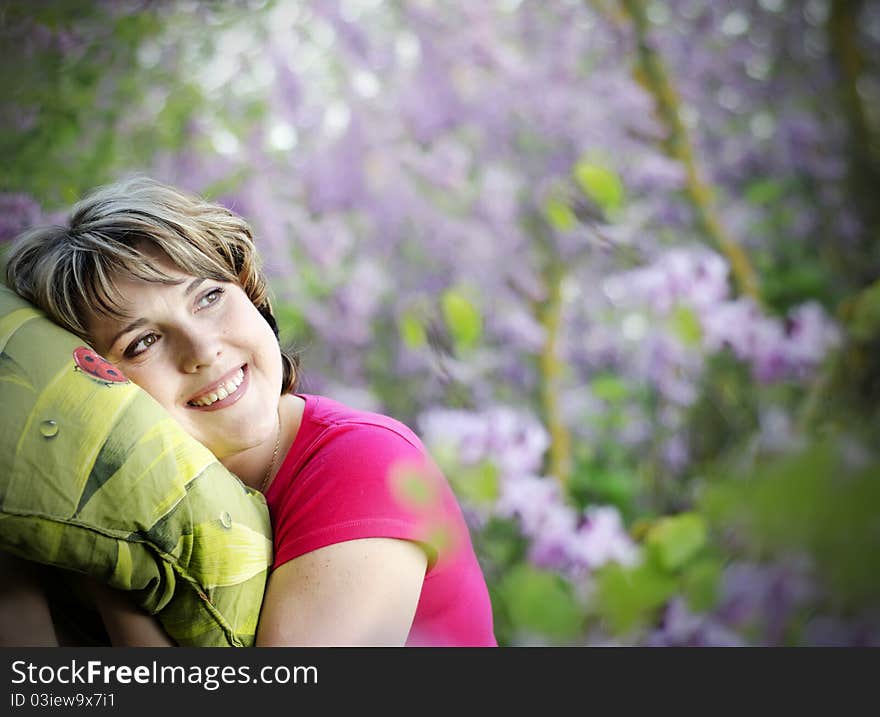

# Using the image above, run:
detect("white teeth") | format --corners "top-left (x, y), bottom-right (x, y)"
top-left (189, 367), bottom-right (246, 407)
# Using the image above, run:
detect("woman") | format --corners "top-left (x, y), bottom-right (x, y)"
top-left (3, 176), bottom-right (496, 647)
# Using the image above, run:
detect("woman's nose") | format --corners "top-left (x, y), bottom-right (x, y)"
top-left (179, 333), bottom-right (222, 373)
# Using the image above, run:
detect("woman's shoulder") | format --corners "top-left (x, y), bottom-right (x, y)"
top-left (286, 394), bottom-right (447, 513)
top-left (296, 393), bottom-right (426, 455)
top-left (270, 395), bottom-right (461, 570)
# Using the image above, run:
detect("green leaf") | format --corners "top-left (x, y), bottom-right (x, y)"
top-left (573, 160), bottom-right (624, 212)
top-left (850, 279), bottom-right (880, 342)
top-left (700, 438), bottom-right (880, 610)
top-left (273, 303), bottom-right (308, 342)
top-left (480, 517), bottom-right (530, 568)
top-left (500, 564), bottom-right (584, 640)
top-left (581, 467), bottom-right (637, 516)
top-left (591, 374), bottom-right (629, 403)
top-left (441, 289), bottom-right (482, 350)
top-left (670, 305), bottom-right (702, 346)
top-left (450, 461), bottom-right (500, 506)
top-left (744, 178), bottom-right (785, 206)
top-left (594, 561), bottom-right (677, 634)
top-left (646, 512), bottom-right (707, 572)
top-left (543, 197), bottom-right (578, 231)
top-left (681, 558), bottom-right (722, 613)
top-left (399, 311), bottom-right (427, 349)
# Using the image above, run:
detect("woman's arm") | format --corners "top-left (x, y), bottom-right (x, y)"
top-left (255, 537), bottom-right (427, 646)
top-left (84, 580), bottom-right (175, 647)
top-left (0, 553), bottom-right (174, 647)
top-left (0, 552), bottom-right (59, 646)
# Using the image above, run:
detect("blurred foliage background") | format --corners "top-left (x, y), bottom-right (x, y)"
top-left (1, 0), bottom-right (879, 645)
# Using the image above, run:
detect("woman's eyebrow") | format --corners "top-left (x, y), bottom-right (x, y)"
top-left (184, 278), bottom-right (205, 295)
top-left (109, 318), bottom-right (148, 349)
top-left (109, 279), bottom-right (205, 349)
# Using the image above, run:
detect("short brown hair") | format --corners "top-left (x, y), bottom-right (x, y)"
top-left (5, 175), bottom-right (300, 393)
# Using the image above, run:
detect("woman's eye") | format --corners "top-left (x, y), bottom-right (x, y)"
top-left (197, 288), bottom-right (224, 309)
top-left (126, 333), bottom-right (159, 357)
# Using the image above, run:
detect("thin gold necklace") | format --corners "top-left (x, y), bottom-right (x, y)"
top-left (259, 413), bottom-right (282, 494)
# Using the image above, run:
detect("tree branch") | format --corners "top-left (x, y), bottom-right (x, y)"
top-left (618, 0), bottom-right (761, 301)
top-left (537, 263), bottom-right (573, 487)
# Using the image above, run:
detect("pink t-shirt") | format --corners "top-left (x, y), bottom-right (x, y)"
top-left (264, 394), bottom-right (497, 647)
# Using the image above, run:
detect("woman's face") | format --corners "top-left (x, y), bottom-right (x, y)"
top-left (86, 250), bottom-right (283, 463)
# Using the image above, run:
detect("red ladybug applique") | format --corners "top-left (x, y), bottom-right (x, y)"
top-left (73, 347), bottom-right (129, 385)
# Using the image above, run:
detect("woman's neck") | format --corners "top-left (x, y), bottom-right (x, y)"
top-left (222, 393), bottom-right (305, 492)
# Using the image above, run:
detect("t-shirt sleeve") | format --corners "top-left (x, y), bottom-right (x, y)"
top-left (270, 423), bottom-right (461, 570)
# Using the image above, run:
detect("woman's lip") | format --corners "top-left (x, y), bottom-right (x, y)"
top-left (188, 363), bottom-right (247, 403)
top-left (186, 364), bottom-right (249, 412)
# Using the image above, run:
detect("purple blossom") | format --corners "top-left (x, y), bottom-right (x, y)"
top-left (305, 258), bottom-right (389, 347)
top-left (400, 138), bottom-right (471, 192)
top-left (699, 297), bottom-right (763, 357)
top-left (639, 332), bottom-right (702, 406)
top-left (491, 305), bottom-right (547, 354)
top-left (715, 560), bottom-right (818, 645)
top-left (419, 406), bottom-right (550, 475)
top-left (700, 297), bottom-right (840, 383)
top-left (802, 615), bottom-right (880, 647)
top-left (0, 193), bottom-right (42, 244)
top-left (647, 598), bottom-right (748, 647)
top-left (502, 479), bottom-right (640, 577)
top-left (603, 248), bottom-right (730, 314)
top-left (304, 117), bottom-right (368, 213)
top-left (496, 475), bottom-right (568, 535)
top-left (661, 434), bottom-right (690, 473)
top-left (783, 301), bottom-right (842, 369)
top-left (309, 0), bottom-right (372, 64)
top-left (750, 319), bottom-right (791, 383)
top-left (625, 154), bottom-right (687, 192)
top-left (398, 38), bottom-right (464, 144)
top-left (270, 51), bottom-right (304, 121)
top-left (568, 506), bottom-right (640, 572)
top-left (420, 405), bottom-right (640, 577)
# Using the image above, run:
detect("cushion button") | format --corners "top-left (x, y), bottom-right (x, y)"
top-left (219, 511), bottom-right (233, 529)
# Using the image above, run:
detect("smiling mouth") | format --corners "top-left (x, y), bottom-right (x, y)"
top-left (187, 366), bottom-right (247, 408)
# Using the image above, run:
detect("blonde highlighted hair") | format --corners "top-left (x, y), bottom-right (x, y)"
top-left (5, 175), bottom-right (299, 394)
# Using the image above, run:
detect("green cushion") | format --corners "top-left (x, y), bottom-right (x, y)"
top-left (0, 285), bottom-right (273, 646)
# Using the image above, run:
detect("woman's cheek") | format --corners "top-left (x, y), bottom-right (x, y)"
top-left (128, 367), bottom-right (173, 411)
